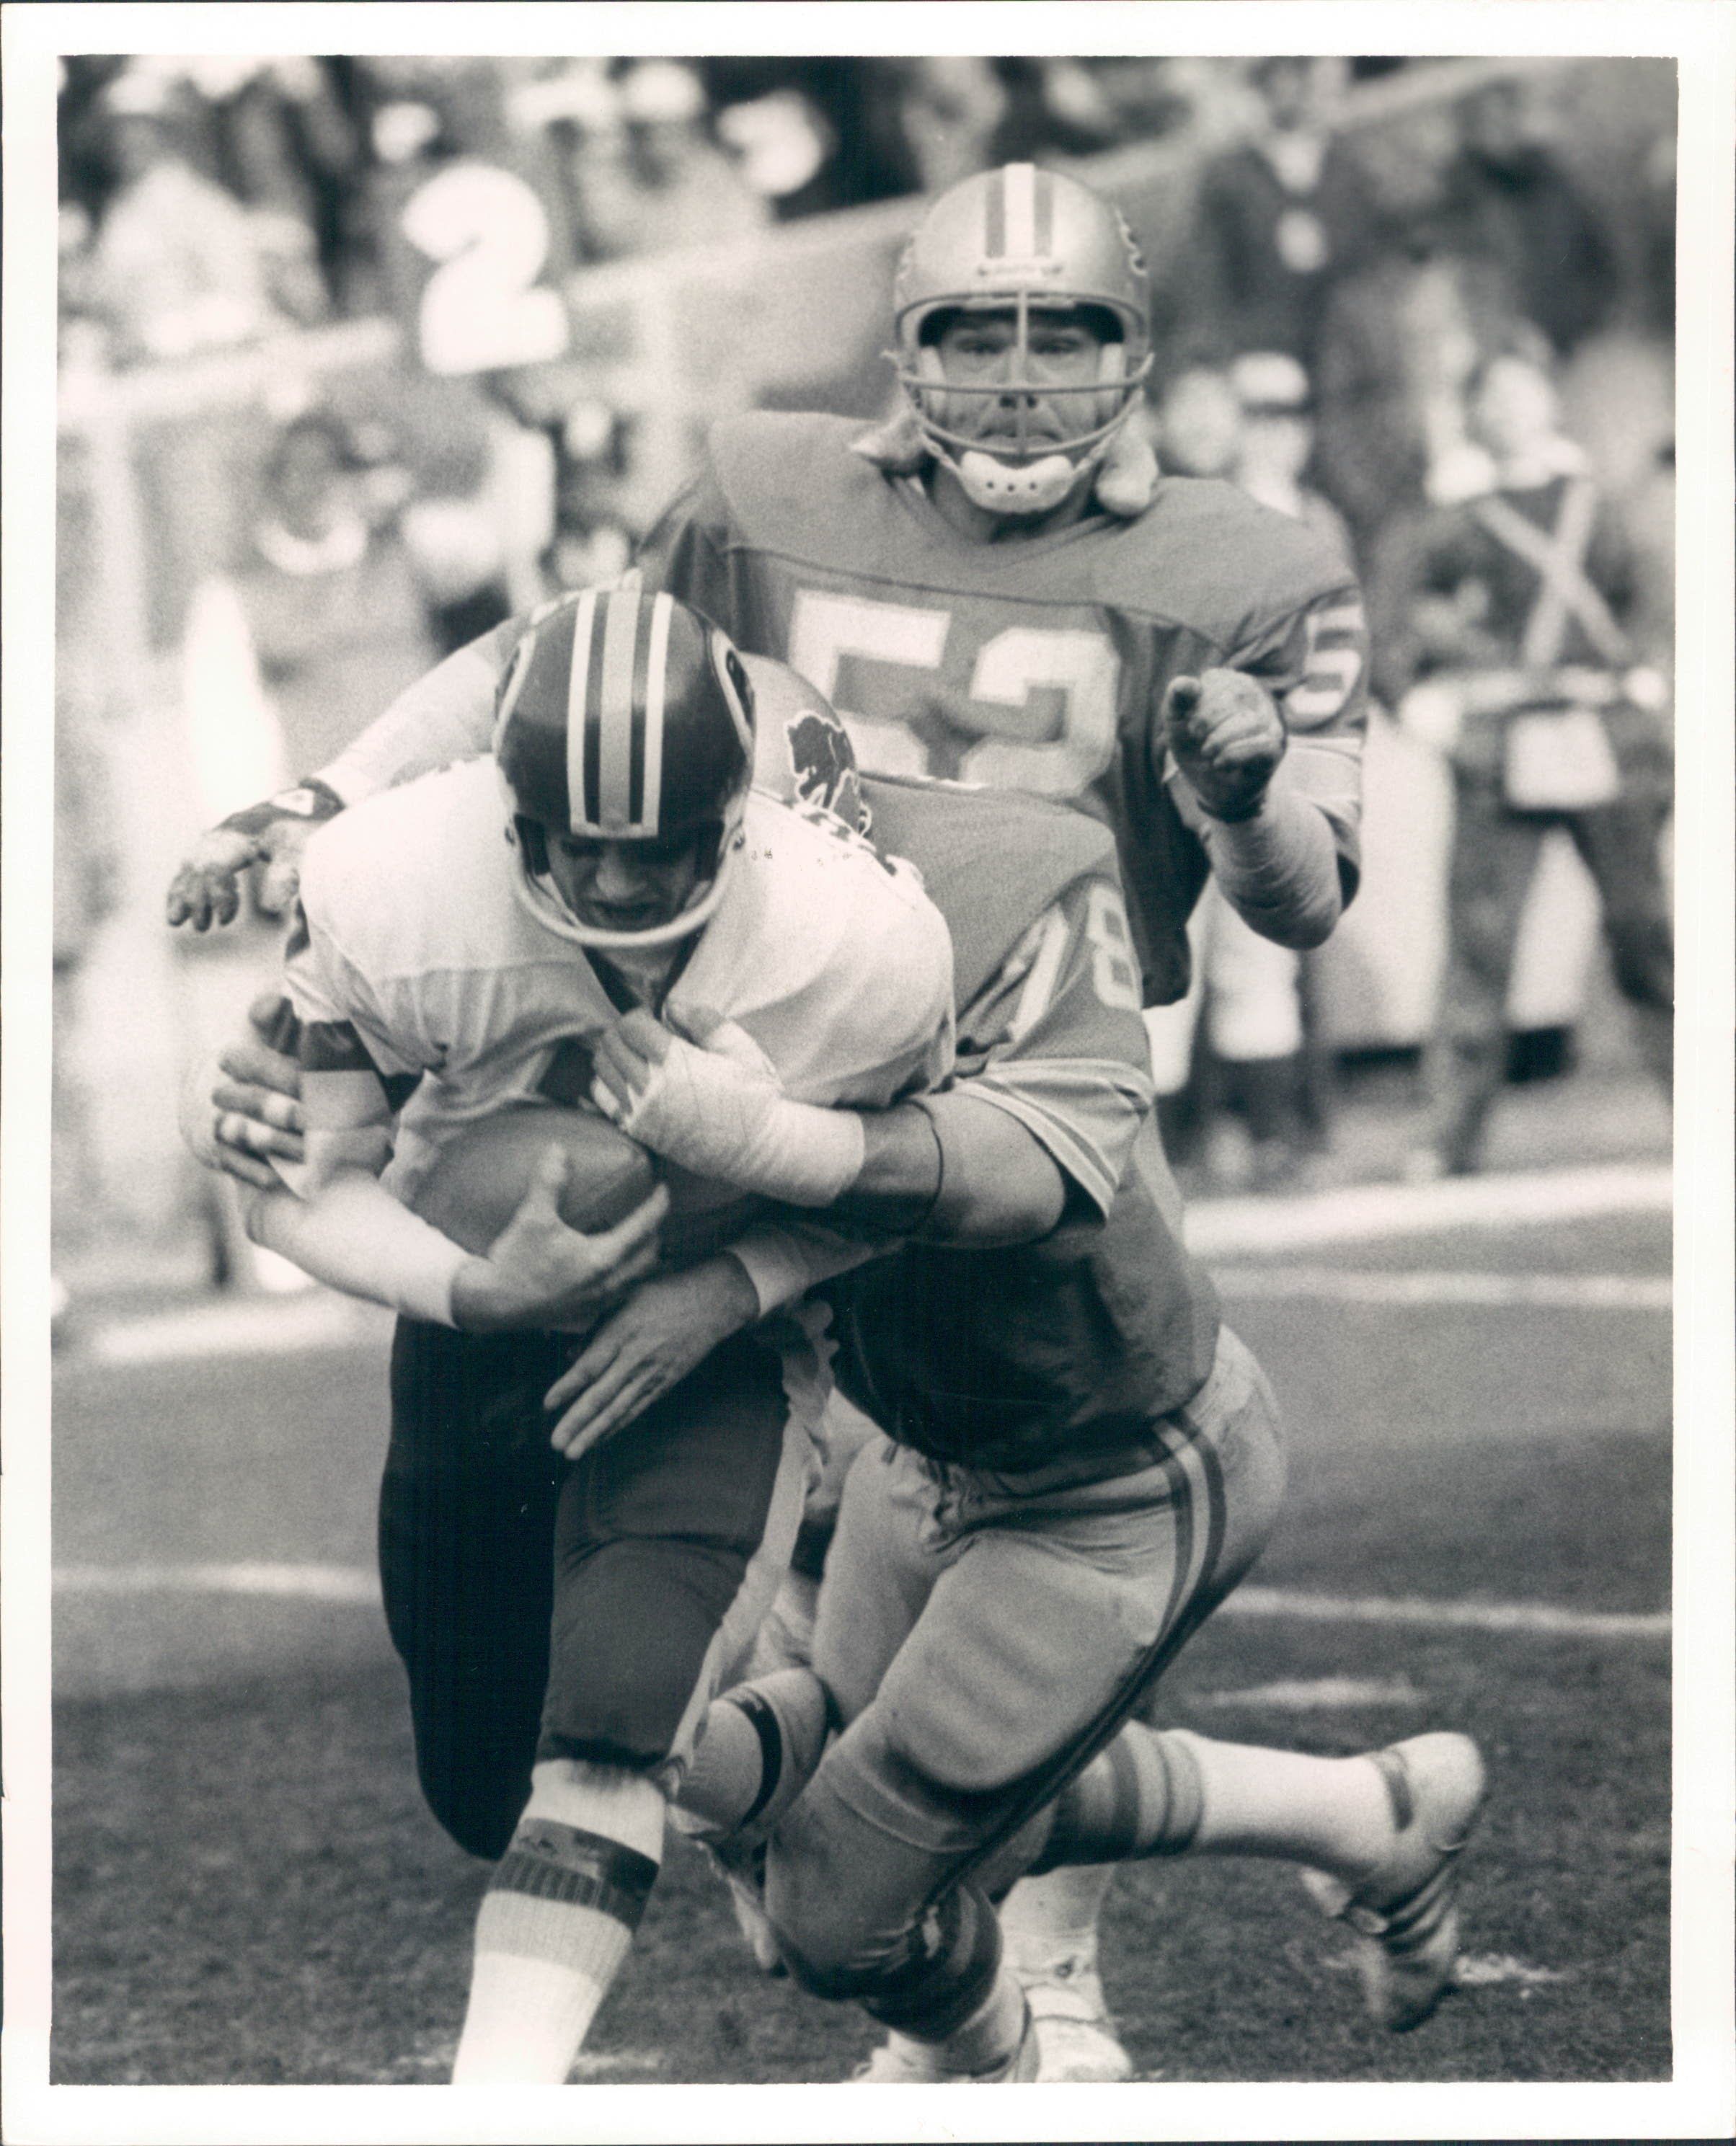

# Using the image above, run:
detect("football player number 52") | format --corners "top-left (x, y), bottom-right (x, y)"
top-left (400, 162), bottom-right (570, 376)
top-left (790, 591), bottom-right (1120, 795)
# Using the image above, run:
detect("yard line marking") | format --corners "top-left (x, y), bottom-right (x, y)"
top-left (71, 1164), bottom-right (1670, 1365)
top-left (53, 1562), bottom-right (381, 1604)
top-left (570, 2050), bottom-right (665, 2076)
top-left (1223, 1585), bottom-right (1669, 1641)
top-left (51, 1564), bottom-right (1671, 1641)
top-left (87, 1293), bottom-right (391, 1367)
top-left (1197, 1676), bottom-right (1426, 1711)
top-left (1213, 1268), bottom-right (1670, 1310)
top-left (1186, 1160), bottom-right (1670, 1259)
top-left (1453, 1954), bottom-right (1572, 1988)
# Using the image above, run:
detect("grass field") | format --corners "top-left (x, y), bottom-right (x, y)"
top-left (48, 1182), bottom-right (1673, 2087)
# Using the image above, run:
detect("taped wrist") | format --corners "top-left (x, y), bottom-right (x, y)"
top-left (1197, 772), bottom-right (1341, 944)
top-left (611, 1037), bottom-right (866, 1206)
top-left (218, 778), bottom-right (345, 841)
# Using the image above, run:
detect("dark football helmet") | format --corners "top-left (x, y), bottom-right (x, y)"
top-left (494, 585), bottom-right (755, 949)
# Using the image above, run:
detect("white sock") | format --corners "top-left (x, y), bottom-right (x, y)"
top-left (451, 1760), bottom-right (665, 2083)
top-left (999, 1863), bottom-right (1117, 1972)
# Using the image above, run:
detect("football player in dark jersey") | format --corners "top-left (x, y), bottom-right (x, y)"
top-left (167, 164), bottom-right (1374, 2079)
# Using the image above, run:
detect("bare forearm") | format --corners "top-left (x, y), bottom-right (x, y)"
top-left (836, 1093), bottom-right (1068, 1246)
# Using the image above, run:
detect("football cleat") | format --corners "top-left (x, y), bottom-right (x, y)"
top-left (1011, 1938), bottom-right (1135, 2083)
top-left (1302, 1731), bottom-right (1487, 2031)
top-left (855, 2005), bottom-right (1041, 2083)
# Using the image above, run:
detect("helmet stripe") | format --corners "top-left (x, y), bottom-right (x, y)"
top-left (564, 589), bottom-right (599, 830)
top-left (1003, 163), bottom-right (1037, 260)
top-left (1032, 166), bottom-right (1054, 255)
top-left (597, 588), bottom-right (642, 830)
top-left (984, 167), bottom-right (1005, 258)
top-left (640, 591), bottom-right (673, 835)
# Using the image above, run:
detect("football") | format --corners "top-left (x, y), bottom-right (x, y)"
top-left (409, 1106), bottom-right (657, 1255)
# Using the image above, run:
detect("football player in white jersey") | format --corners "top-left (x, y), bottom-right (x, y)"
top-left (236, 588), bottom-right (956, 2084)
top-left (167, 164), bottom-right (1373, 2082)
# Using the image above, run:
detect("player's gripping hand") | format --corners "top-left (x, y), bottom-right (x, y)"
top-left (590, 1008), bottom-right (864, 1205)
top-left (1163, 669), bottom-right (1287, 822)
top-left (543, 1255), bottom-right (761, 1460)
top-left (450, 1146), bottom-right (669, 1336)
top-left (165, 781), bottom-right (342, 931)
top-left (180, 993), bottom-right (307, 1191)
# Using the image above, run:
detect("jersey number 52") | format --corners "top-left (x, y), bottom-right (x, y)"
top-left (789, 590), bottom-right (1120, 797)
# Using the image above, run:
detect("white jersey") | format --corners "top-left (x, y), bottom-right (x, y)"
top-left (284, 761), bottom-right (954, 1206)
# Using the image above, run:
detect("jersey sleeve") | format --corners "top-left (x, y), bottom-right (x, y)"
top-left (314, 621), bottom-right (517, 805)
top-left (947, 871), bottom-right (1154, 1218)
top-left (279, 877), bottom-right (425, 1192)
top-left (1224, 582), bottom-right (1370, 895)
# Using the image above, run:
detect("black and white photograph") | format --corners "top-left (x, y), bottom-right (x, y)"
top-left (4, 4), bottom-right (1732, 2141)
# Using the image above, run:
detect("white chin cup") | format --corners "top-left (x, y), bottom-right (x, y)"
top-left (955, 448), bottom-right (1080, 515)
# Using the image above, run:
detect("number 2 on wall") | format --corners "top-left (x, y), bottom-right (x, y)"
top-left (400, 161), bottom-right (570, 376)
top-left (789, 590), bottom-right (1120, 796)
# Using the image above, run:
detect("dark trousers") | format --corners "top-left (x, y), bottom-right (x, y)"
top-left (1426, 768), bottom-right (1673, 1171)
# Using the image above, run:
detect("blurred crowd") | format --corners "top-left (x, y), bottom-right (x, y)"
top-left (51, 53), bottom-right (1678, 1280)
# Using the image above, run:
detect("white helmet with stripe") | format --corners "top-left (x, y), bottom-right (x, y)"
top-left (493, 584), bottom-right (756, 950)
top-left (893, 161), bottom-right (1152, 515)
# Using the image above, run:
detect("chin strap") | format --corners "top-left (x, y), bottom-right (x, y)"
top-left (850, 407), bottom-right (1159, 518)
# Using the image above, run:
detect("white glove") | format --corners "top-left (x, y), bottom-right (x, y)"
top-left (590, 1008), bottom-right (866, 1206)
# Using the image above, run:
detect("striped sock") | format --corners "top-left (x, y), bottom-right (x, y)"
top-left (1034, 1725), bottom-right (1205, 1869)
top-left (451, 1760), bottom-right (664, 2083)
top-left (676, 1667), bottom-right (833, 1840)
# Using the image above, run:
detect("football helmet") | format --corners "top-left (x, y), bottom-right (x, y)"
top-left (494, 586), bottom-right (755, 950)
top-left (893, 162), bottom-right (1152, 515)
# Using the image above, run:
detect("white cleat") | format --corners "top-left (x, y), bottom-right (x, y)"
top-left (1303, 1731), bottom-right (1487, 2032)
top-left (1016, 1943), bottom-right (1135, 2083)
top-left (856, 2006), bottom-right (1041, 2083)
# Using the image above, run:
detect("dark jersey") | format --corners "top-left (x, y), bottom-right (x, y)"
top-left (831, 776), bottom-right (1222, 1473)
top-left (637, 411), bottom-right (1368, 1003)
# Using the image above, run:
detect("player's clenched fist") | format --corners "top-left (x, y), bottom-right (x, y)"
top-left (1162, 669), bottom-right (1287, 823)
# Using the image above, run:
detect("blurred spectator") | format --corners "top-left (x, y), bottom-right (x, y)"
top-left (1228, 349), bottom-right (1355, 561)
top-left (891, 58), bottom-right (1014, 195)
top-left (81, 68), bottom-right (306, 363)
top-left (1312, 209), bottom-right (1516, 570)
top-left (1439, 76), bottom-right (1616, 358)
top-left (174, 405), bottom-right (444, 1285)
top-left (1142, 355), bottom-right (1331, 1189)
top-left (699, 60), bottom-right (921, 216)
top-left (1073, 57), bottom-right (1205, 146)
top-left (1148, 360), bottom-right (1244, 478)
top-left (183, 407), bottom-right (439, 786)
top-left (1190, 57), bottom-right (1386, 365)
top-left (1381, 338), bottom-right (1673, 1177)
top-left (579, 62), bottom-right (769, 260)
